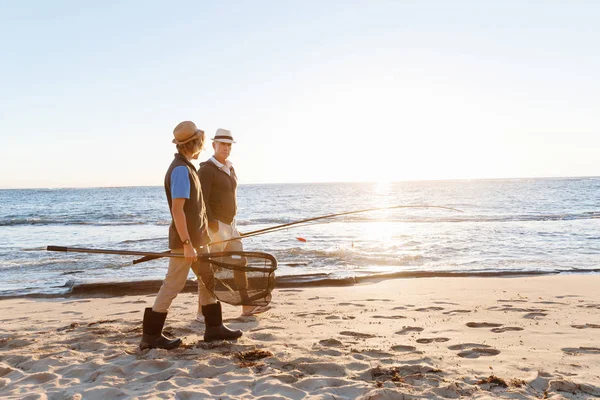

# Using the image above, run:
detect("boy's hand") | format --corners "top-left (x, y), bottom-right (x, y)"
top-left (183, 243), bottom-right (197, 263)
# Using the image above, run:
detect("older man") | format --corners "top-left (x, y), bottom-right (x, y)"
top-left (198, 129), bottom-right (272, 317)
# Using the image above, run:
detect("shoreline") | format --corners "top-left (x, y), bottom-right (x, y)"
top-left (1, 269), bottom-right (599, 300)
top-left (1, 274), bottom-right (599, 399)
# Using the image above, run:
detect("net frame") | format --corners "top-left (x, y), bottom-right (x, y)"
top-left (195, 251), bottom-right (277, 306)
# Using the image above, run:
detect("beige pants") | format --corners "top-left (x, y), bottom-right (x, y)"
top-left (209, 220), bottom-right (250, 302)
top-left (209, 220), bottom-right (242, 252)
top-left (152, 247), bottom-right (217, 313)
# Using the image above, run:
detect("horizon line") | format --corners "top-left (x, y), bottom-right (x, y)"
top-left (1, 174), bottom-right (598, 190)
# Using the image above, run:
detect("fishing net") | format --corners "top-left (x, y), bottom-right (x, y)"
top-left (194, 251), bottom-right (277, 307)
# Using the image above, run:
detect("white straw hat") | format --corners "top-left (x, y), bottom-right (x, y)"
top-left (211, 128), bottom-right (236, 143)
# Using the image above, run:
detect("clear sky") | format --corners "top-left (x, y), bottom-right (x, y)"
top-left (1, 1), bottom-right (599, 188)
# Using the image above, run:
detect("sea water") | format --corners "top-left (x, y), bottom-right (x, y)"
top-left (1, 178), bottom-right (599, 297)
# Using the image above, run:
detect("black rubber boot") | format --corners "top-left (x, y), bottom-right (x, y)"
top-left (202, 302), bottom-right (243, 342)
top-left (139, 308), bottom-right (182, 350)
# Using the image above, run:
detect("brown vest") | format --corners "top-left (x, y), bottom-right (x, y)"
top-left (164, 154), bottom-right (210, 248)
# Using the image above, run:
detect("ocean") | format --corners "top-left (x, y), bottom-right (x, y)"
top-left (1, 178), bottom-right (599, 298)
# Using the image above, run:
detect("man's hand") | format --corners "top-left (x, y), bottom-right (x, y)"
top-left (183, 243), bottom-right (197, 263)
top-left (208, 220), bottom-right (219, 232)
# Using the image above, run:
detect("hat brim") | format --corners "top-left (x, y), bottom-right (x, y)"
top-left (211, 138), bottom-right (236, 143)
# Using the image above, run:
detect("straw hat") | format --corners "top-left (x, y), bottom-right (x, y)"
top-left (172, 121), bottom-right (204, 144)
top-left (211, 128), bottom-right (236, 144)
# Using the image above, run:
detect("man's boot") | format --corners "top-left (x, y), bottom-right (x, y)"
top-left (139, 308), bottom-right (182, 350)
top-left (202, 302), bottom-right (243, 341)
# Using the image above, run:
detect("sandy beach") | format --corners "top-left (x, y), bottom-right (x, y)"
top-left (1, 274), bottom-right (599, 399)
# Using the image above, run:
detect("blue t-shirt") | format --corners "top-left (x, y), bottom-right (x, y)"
top-left (170, 166), bottom-right (190, 199)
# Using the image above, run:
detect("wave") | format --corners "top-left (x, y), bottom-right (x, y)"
top-left (3, 210), bottom-right (598, 228)
top-left (118, 237), bottom-right (167, 244)
top-left (0, 218), bottom-right (168, 227)
top-left (281, 247), bottom-right (426, 267)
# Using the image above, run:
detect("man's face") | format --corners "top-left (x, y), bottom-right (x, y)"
top-left (213, 141), bottom-right (232, 161)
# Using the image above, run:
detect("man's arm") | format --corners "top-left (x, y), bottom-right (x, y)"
top-left (171, 198), bottom-right (197, 262)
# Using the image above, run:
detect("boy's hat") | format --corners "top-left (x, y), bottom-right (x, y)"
top-left (173, 121), bottom-right (204, 144)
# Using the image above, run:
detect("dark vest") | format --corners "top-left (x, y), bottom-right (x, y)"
top-left (164, 153), bottom-right (210, 249)
top-left (198, 160), bottom-right (238, 225)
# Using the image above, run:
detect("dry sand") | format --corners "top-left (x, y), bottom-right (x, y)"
top-left (1, 274), bottom-right (599, 399)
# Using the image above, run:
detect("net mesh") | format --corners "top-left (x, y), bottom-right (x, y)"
top-left (195, 251), bottom-right (277, 306)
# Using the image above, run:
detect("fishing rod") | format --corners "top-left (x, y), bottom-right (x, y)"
top-left (47, 245), bottom-right (194, 258)
top-left (132, 204), bottom-right (462, 265)
top-left (237, 204), bottom-right (462, 240)
top-left (45, 246), bottom-right (277, 268)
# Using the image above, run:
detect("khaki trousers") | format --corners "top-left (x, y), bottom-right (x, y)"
top-left (152, 246), bottom-right (217, 313)
top-left (209, 220), bottom-right (251, 303)
top-left (209, 220), bottom-right (242, 252)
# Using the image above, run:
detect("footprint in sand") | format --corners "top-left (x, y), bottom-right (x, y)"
top-left (391, 345), bottom-right (417, 352)
top-left (487, 306), bottom-right (547, 313)
top-left (338, 302), bottom-right (366, 307)
top-left (571, 324), bottom-right (600, 329)
top-left (319, 338), bottom-right (343, 347)
top-left (490, 326), bottom-right (524, 333)
top-left (250, 326), bottom-right (285, 332)
top-left (457, 348), bottom-right (501, 358)
top-left (433, 301), bottom-right (459, 305)
top-left (416, 337), bottom-right (450, 344)
top-left (523, 312), bottom-right (547, 319)
top-left (395, 326), bottom-right (424, 335)
top-left (360, 350), bottom-right (394, 358)
top-left (562, 347), bottom-right (600, 355)
top-left (577, 304), bottom-right (600, 310)
top-left (115, 299), bottom-right (145, 304)
top-left (366, 299), bottom-right (392, 302)
top-left (88, 319), bottom-right (118, 326)
top-left (466, 322), bottom-right (503, 328)
top-left (339, 331), bottom-right (376, 339)
top-left (443, 309), bottom-right (472, 315)
top-left (0, 339), bottom-right (33, 349)
top-left (391, 306), bottom-right (409, 310)
top-left (296, 311), bottom-right (330, 317)
top-left (64, 299), bottom-right (91, 304)
top-left (497, 299), bottom-right (528, 303)
top-left (448, 343), bottom-right (491, 351)
top-left (0, 366), bottom-right (15, 377)
top-left (448, 343), bottom-right (500, 358)
top-left (57, 322), bottom-right (80, 332)
top-left (371, 315), bottom-right (407, 320)
top-left (109, 311), bottom-right (138, 316)
top-left (16, 372), bottom-right (58, 384)
top-left (415, 306), bottom-right (445, 312)
top-left (325, 315), bottom-right (356, 320)
top-left (249, 332), bottom-right (277, 342)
